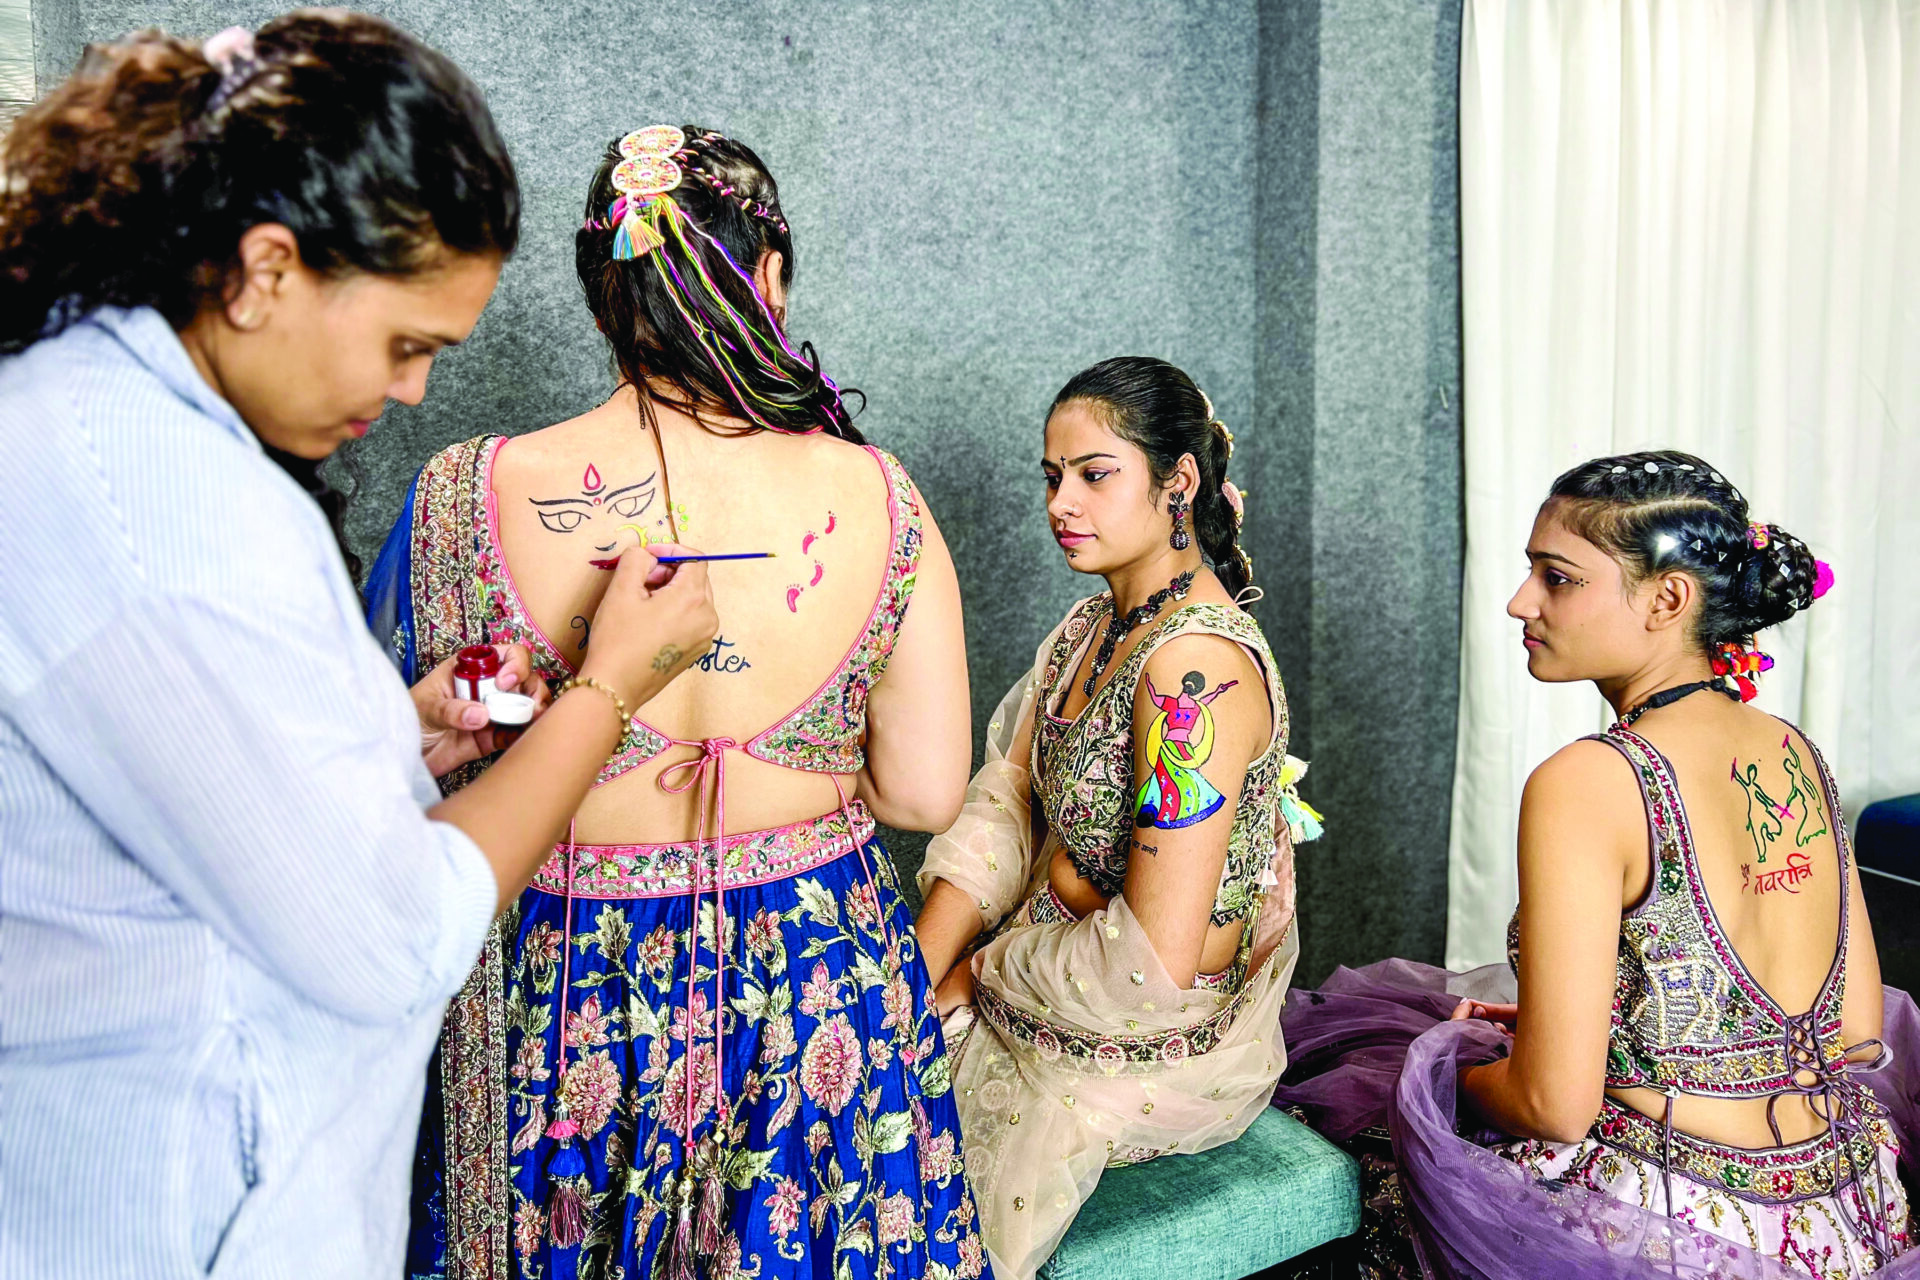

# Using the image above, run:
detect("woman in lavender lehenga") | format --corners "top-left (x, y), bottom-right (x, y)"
top-left (1278, 451), bottom-right (1920, 1279)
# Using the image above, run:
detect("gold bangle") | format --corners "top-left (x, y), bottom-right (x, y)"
top-left (557, 676), bottom-right (629, 731)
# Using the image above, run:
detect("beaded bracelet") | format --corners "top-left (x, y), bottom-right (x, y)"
top-left (557, 676), bottom-right (629, 731)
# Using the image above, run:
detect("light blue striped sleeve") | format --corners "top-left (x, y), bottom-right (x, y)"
top-left (7, 590), bottom-right (499, 1025)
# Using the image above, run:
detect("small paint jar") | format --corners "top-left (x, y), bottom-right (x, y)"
top-left (454, 646), bottom-right (502, 704)
top-left (485, 692), bottom-right (535, 727)
top-left (454, 644), bottom-right (536, 728)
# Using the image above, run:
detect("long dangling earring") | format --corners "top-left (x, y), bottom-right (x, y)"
top-left (1168, 490), bottom-right (1192, 551)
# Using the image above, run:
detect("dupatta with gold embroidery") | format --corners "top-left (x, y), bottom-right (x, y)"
top-left (919, 598), bottom-right (1306, 1280)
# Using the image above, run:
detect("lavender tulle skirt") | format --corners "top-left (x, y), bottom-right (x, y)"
top-left (1273, 959), bottom-right (1920, 1278)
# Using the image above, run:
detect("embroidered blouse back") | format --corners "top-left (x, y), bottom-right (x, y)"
top-left (414, 434), bottom-right (921, 793)
top-left (1508, 725), bottom-right (1860, 1102)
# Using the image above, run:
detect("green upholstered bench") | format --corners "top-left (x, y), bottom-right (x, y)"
top-left (1037, 1107), bottom-right (1360, 1280)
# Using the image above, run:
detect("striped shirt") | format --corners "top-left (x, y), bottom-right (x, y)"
top-left (0, 308), bottom-right (498, 1277)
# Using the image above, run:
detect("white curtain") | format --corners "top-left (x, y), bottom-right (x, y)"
top-left (1448, 0), bottom-right (1920, 968)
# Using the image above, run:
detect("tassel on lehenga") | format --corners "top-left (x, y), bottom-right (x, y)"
top-left (546, 822), bottom-right (591, 1251)
top-left (544, 1105), bottom-right (589, 1249)
top-left (664, 1169), bottom-right (700, 1280)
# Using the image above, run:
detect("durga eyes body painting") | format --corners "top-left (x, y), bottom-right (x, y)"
top-left (528, 463), bottom-right (688, 568)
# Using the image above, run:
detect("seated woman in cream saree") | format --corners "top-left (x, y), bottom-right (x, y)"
top-left (914, 358), bottom-right (1320, 1280)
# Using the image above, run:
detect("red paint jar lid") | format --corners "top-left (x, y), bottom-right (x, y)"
top-left (455, 645), bottom-right (502, 681)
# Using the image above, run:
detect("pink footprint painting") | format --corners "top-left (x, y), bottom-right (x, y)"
top-left (788, 512), bottom-right (836, 612)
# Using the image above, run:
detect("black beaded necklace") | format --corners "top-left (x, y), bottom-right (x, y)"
top-left (1083, 570), bottom-right (1196, 699)
top-left (1616, 678), bottom-right (1740, 728)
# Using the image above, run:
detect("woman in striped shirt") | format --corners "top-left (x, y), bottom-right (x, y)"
top-left (0, 13), bottom-right (715, 1277)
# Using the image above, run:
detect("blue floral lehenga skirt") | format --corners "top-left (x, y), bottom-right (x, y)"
top-left (407, 803), bottom-right (989, 1280)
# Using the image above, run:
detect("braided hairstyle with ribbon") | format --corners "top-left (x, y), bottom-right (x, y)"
top-left (575, 125), bottom-right (861, 442)
top-left (1051, 356), bottom-right (1254, 598)
top-left (1546, 450), bottom-right (1828, 658)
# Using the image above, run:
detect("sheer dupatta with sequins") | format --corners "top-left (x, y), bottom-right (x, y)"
top-left (919, 625), bottom-right (1300, 1280)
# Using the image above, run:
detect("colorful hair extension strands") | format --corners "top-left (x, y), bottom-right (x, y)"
top-left (651, 244), bottom-right (780, 429)
top-left (597, 124), bottom-right (853, 435)
top-left (660, 214), bottom-right (788, 373)
top-left (676, 217), bottom-right (853, 422)
top-left (647, 209), bottom-right (838, 430)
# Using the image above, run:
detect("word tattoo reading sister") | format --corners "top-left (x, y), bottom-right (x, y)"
top-left (695, 637), bottom-right (751, 674)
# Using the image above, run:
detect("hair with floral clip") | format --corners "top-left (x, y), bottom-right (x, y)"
top-left (200, 26), bottom-right (264, 116)
top-left (576, 124), bottom-right (859, 441)
top-left (1221, 479), bottom-right (1246, 530)
top-left (1545, 450), bottom-right (1832, 698)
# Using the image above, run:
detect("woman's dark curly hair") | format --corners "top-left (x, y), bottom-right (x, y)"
top-left (0, 10), bottom-right (521, 575)
top-left (0, 9), bottom-right (519, 349)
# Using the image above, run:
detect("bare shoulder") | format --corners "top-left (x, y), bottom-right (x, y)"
top-left (488, 406), bottom-right (616, 484)
top-left (1145, 631), bottom-right (1262, 687)
top-left (747, 429), bottom-right (891, 496)
top-left (1525, 737), bottom-right (1637, 810)
top-left (1520, 738), bottom-right (1643, 883)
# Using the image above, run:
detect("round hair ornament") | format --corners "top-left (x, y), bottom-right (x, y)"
top-left (611, 154), bottom-right (683, 198)
top-left (607, 125), bottom-right (688, 260)
top-left (620, 124), bottom-right (686, 157)
top-left (612, 124), bottom-right (687, 196)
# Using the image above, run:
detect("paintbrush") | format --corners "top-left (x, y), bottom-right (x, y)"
top-left (650, 552), bottom-right (778, 565)
top-left (590, 551), bottom-right (778, 570)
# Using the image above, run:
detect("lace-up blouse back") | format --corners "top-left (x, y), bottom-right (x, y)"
top-left (384, 391), bottom-right (984, 1280)
top-left (1511, 700), bottom-right (1881, 1153)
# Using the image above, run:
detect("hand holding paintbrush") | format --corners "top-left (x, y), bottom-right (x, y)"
top-left (591, 521), bottom-right (776, 571)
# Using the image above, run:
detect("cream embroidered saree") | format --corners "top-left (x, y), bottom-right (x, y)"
top-left (920, 626), bottom-right (1300, 1280)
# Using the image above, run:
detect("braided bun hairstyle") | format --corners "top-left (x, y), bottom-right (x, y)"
top-left (1546, 449), bottom-right (1822, 652)
top-left (1051, 356), bottom-right (1253, 598)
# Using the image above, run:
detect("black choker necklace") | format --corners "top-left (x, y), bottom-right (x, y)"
top-left (1084, 571), bottom-right (1196, 698)
top-left (1617, 678), bottom-right (1740, 728)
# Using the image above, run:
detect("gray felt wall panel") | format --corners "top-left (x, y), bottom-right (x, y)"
top-left (33, 0), bottom-right (1463, 982)
top-left (1292, 0), bottom-right (1463, 981)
